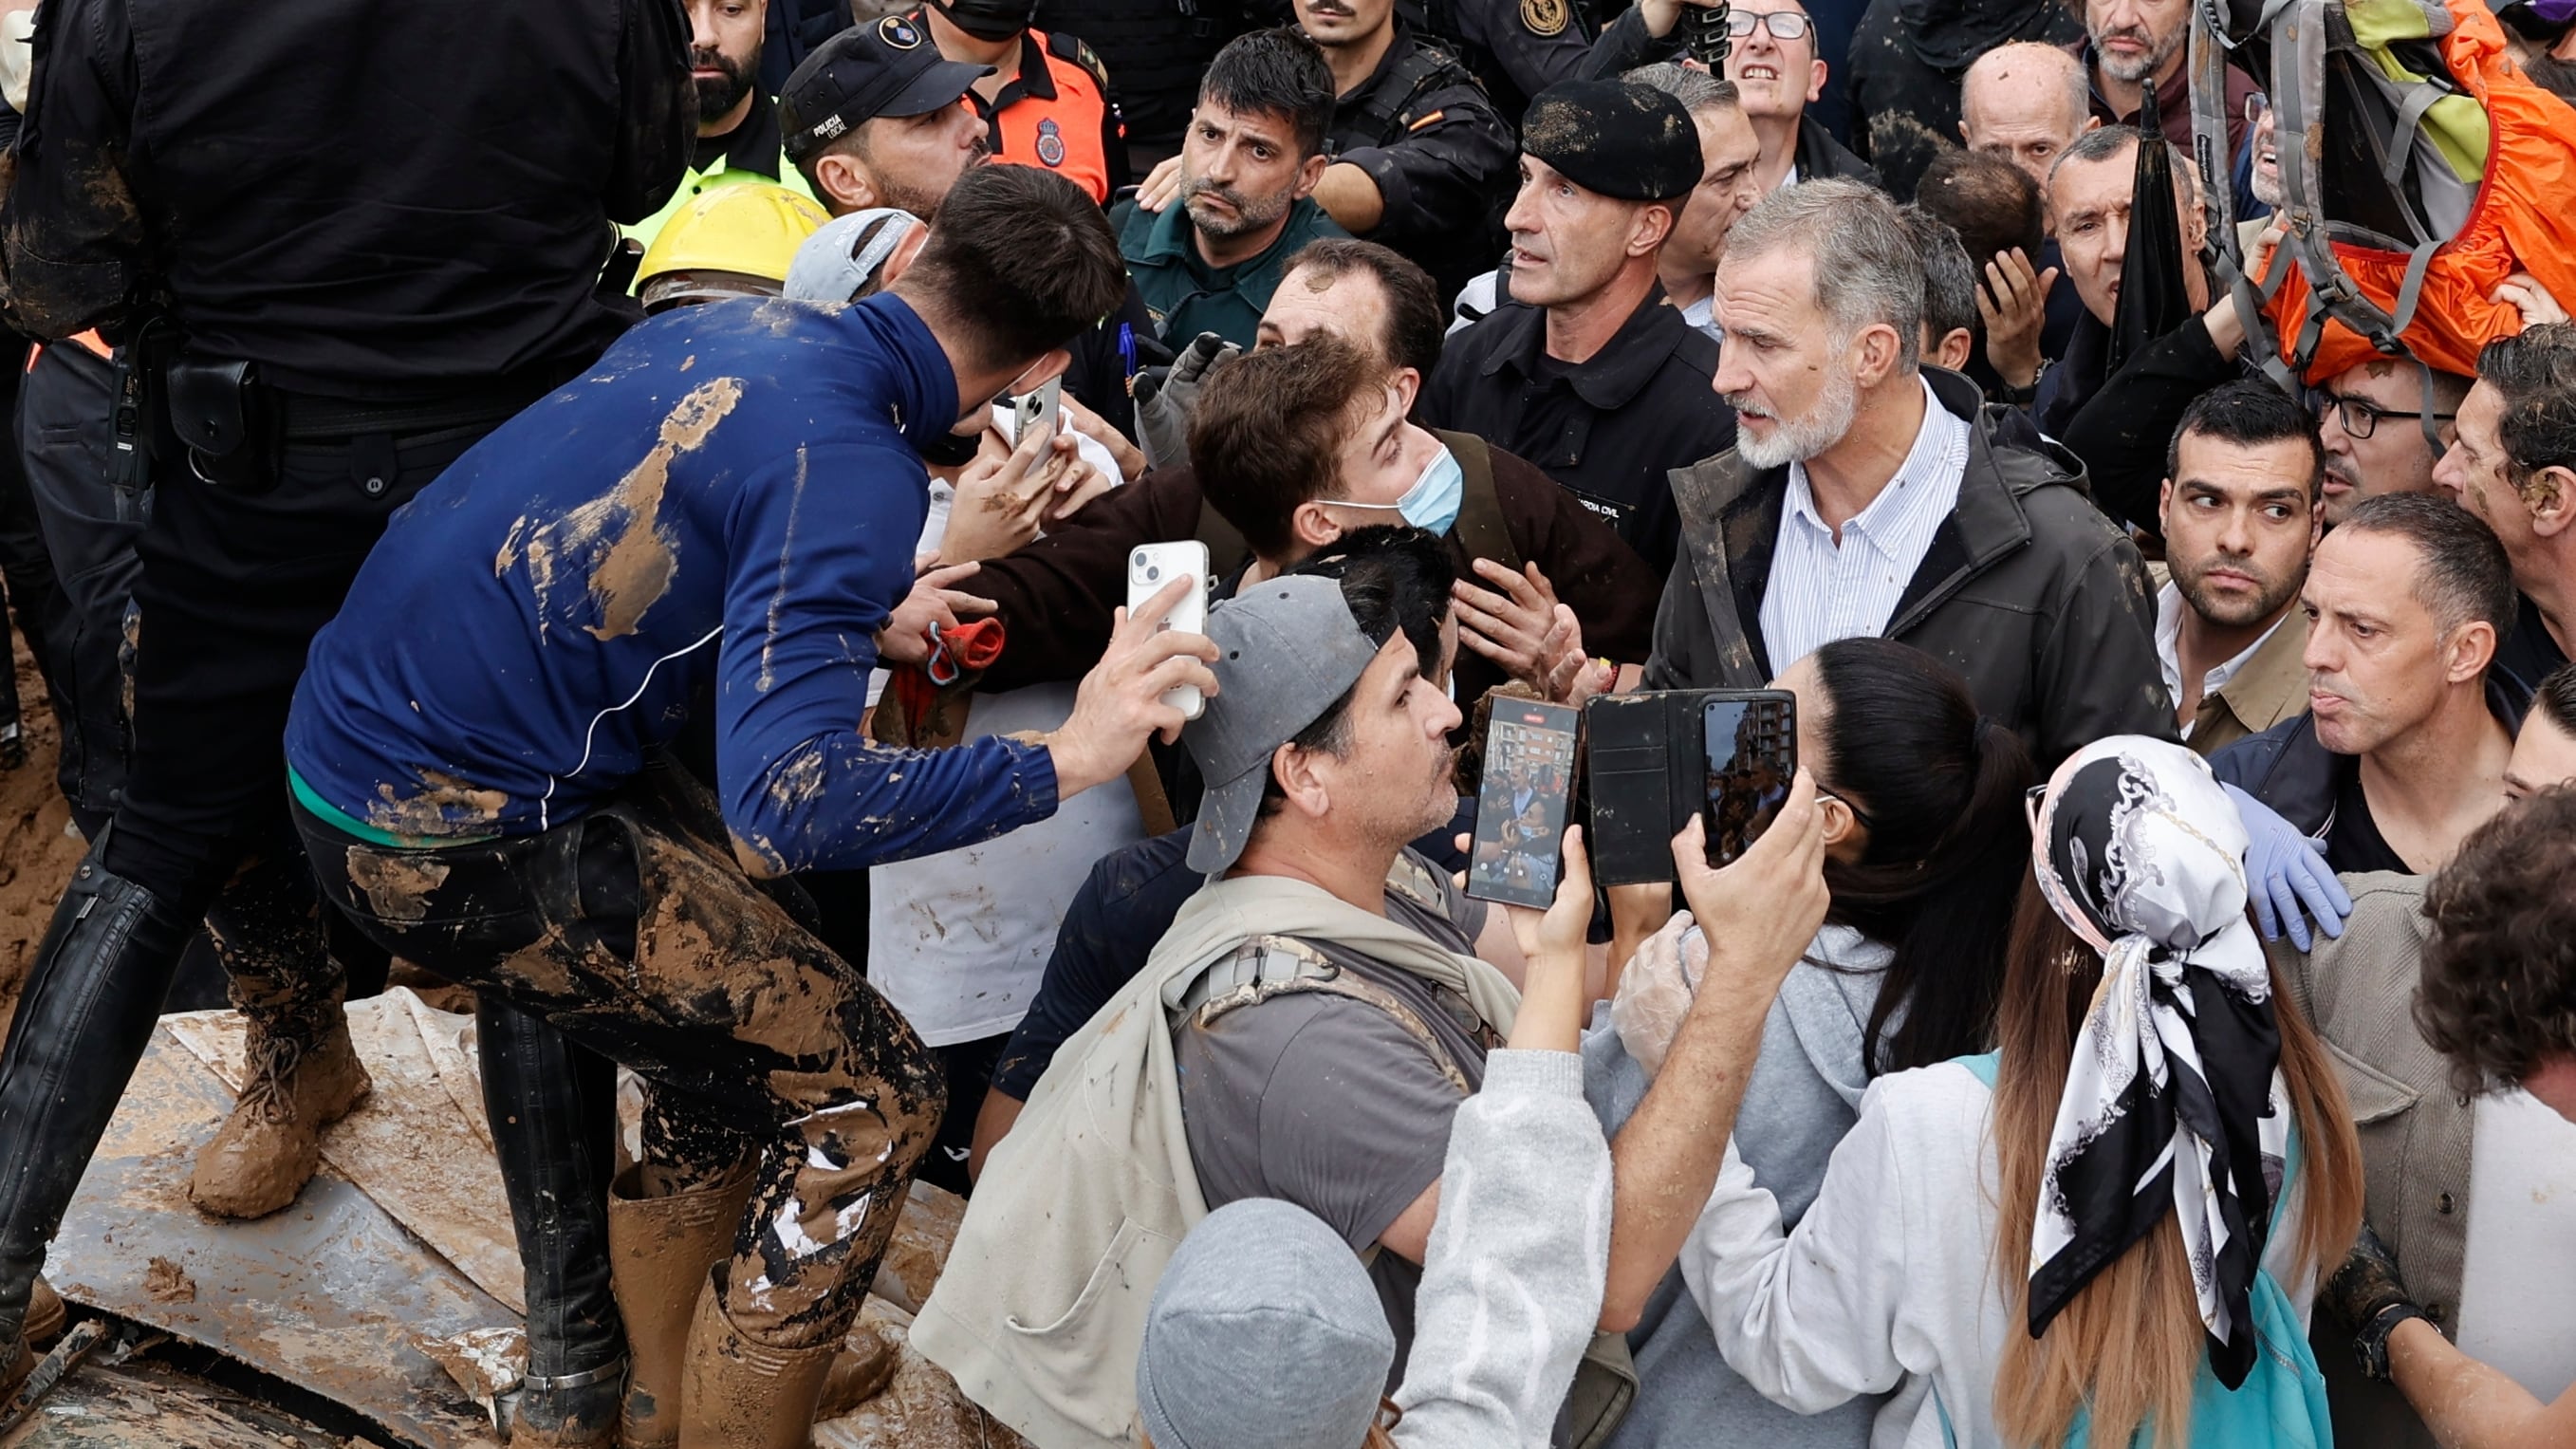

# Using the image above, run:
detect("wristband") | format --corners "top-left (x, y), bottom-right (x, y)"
top-left (2354, 1299), bottom-right (2431, 1383)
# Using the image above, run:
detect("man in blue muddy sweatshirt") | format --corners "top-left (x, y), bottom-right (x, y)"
top-left (280, 165), bottom-right (1215, 1447)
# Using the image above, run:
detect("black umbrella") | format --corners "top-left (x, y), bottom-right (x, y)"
top-left (2107, 78), bottom-right (2195, 375)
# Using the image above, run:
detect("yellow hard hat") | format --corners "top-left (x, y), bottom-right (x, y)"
top-left (638, 181), bottom-right (831, 310)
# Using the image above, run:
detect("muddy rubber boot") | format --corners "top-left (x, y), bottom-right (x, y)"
top-left (810, 1319), bottom-right (899, 1420)
top-left (0, 1331), bottom-right (27, 1401)
top-left (0, 845), bottom-right (197, 1373)
top-left (480, 999), bottom-right (626, 1449)
top-left (22, 1277), bottom-right (63, 1345)
top-left (187, 1004), bottom-right (373, 1219)
top-left (608, 1163), bottom-right (756, 1449)
top-left (675, 1272), bottom-right (843, 1449)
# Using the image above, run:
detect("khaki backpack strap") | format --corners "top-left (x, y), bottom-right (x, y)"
top-left (1436, 430), bottom-right (1521, 573)
top-left (1189, 936), bottom-right (1474, 1094)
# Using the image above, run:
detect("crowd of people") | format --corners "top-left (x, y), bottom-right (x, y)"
top-left (0, 0), bottom-right (2571, 1446)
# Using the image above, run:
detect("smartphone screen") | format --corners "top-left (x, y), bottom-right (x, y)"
top-left (1703, 694), bottom-right (1795, 868)
top-left (1466, 700), bottom-right (1580, 909)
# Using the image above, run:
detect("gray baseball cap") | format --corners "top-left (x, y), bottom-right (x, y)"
top-left (1135, 1198), bottom-right (1395, 1449)
top-left (784, 209), bottom-right (922, 305)
top-left (1184, 574), bottom-right (1391, 876)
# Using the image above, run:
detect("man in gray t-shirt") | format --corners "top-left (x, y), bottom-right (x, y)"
top-left (1154, 515), bottom-right (1502, 1384)
top-left (1177, 852), bottom-right (1491, 1374)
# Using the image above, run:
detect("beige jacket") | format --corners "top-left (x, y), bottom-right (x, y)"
top-left (2273, 872), bottom-right (2460, 1449)
top-left (2188, 607), bottom-right (2313, 757)
top-left (912, 870), bottom-right (1519, 1449)
top-left (2147, 562), bottom-right (2313, 757)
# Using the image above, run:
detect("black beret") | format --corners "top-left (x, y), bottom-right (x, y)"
top-left (1519, 80), bottom-right (1701, 204)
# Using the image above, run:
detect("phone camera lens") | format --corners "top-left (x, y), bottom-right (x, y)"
top-left (1147, 566), bottom-right (1161, 581)
top-left (1133, 551), bottom-right (1148, 568)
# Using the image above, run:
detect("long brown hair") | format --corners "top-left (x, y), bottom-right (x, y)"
top-left (1989, 883), bottom-right (2363, 1449)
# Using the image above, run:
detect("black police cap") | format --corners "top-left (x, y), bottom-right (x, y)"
top-left (781, 14), bottom-right (992, 165)
top-left (1519, 80), bottom-right (1702, 204)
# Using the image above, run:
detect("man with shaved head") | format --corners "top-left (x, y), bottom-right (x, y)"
top-left (1840, 0), bottom-right (2085, 199)
top-left (1955, 41), bottom-right (2095, 399)
top-left (1959, 42), bottom-right (2095, 192)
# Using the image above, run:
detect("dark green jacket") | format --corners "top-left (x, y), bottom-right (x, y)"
top-left (1112, 196), bottom-right (1348, 349)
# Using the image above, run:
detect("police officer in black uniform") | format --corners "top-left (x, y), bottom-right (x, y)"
top-left (1038, 0), bottom-right (1248, 173)
top-left (0, 0), bottom-right (691, 1435)
top-left (1299, 0), bottom-right (1517, 304)
top-left (1421, 79), bottom-right (1736, 575)
top-left (1411, 0), bottom-right (1683, 118)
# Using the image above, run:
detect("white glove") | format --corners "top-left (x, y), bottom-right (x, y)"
top-left (1610, 911), bottom-right (1708, 1077)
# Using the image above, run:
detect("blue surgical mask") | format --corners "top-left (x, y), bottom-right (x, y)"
top-left (1338, 444), bottom-right (1464, 537)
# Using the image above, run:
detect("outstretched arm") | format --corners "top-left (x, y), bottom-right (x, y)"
top-left (2388, 1320), bottom-right (2576, 1449)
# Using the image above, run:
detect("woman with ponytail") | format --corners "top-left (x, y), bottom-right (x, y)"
top-left (1585, 637), bottom-right (2035, 1449)
top-left (1675, 735), bottom-right (2364, 1449)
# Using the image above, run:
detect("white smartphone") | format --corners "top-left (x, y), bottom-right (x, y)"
top-left (1003, 375), bottom-right (1064, 447)
top-left (1125, 541), bottom-right (1210, 721)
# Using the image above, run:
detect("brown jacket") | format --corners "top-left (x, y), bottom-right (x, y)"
top-left (2186, 609), bottom-right (2313, 758)
top-left (2274, 873), bottom-right (2460, 1449)
top-left (955, 430), bottom-right (1662, 705)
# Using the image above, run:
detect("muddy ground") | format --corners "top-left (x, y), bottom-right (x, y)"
top-left (0, 641), bottom-right (84, 1037)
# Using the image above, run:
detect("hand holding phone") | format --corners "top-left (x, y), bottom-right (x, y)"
top-left (1670, 769), bottom-right (1830, 1008)
top-left (1000, 374), bottom-right (1065, 447)
top-left (1124, 542), bottom-right (1210, 719)
top-left (1464, 699), bottom-right (1581, 908)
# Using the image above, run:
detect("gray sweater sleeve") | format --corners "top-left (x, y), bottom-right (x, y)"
top-left (1392, 1049), bottom-right (1615, 1448)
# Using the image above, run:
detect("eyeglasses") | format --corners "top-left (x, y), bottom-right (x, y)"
top-left (1816, 789), bottom-right (1876, 834)
top-left (1726, 9), bottom-right (1813, 41)
top-left (2245, 91), bottom-right (2270, 129)
top-left (2317, 391), bottom-right (2456, 440)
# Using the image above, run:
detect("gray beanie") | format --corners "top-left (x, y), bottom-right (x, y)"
top-left (1136, 1198), bottom-right (1396, 1449)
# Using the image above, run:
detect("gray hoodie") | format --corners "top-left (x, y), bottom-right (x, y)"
top-left (1583, 927), bottom-right (1893, 1449)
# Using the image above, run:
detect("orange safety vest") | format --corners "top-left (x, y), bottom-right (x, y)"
top-left (986, 28), bottom-right (1119, 205)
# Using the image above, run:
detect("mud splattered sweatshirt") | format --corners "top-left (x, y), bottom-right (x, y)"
top-left (286, 293), bottom-right (1059, 872)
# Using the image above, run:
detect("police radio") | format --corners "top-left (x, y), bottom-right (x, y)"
top-left (1680, 1), bottom-right (1732, 65)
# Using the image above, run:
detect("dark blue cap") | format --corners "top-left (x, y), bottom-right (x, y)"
top-left (780, 15), bottom-right (991, 164)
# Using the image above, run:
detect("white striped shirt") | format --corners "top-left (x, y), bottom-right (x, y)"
top-left (1757, 375), bottom-right (1972, 672)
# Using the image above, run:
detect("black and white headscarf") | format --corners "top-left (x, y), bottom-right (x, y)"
top-left (2026, 736), bottom-right (2289, 1389)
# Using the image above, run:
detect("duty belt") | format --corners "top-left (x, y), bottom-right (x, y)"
top-left (277, 381), bottom-right (546, 441)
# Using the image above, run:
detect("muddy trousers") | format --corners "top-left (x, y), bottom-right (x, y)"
top-left (292, 796), bottom-right (945, 1353)
top-left (0, 409), bottom-right (507, 1347)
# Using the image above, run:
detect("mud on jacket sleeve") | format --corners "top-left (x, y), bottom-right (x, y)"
top-left (2029, 529), bottom-right (2178, 766)
top-left (714, 440), bottom-right (1060, 876)
top-left (2, 0), bottom-right (143, 340)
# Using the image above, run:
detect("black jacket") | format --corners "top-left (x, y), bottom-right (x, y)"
top-left (1792, 114), bottom-right (1883, 190)
top-left (1327, 24), bottom-right (1516, 304)
top-left (1643, 365), bottom-right (2174, 769)
top-left (1421, 287), bottom-right (1733, 575)
top-left (2212, 679), bottom-right (2531, 837)
top-left (2, 0), bottom-right (691, 395)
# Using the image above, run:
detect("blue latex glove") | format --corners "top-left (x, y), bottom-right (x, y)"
top-left (2224, 782), bottom-right (2353, 950)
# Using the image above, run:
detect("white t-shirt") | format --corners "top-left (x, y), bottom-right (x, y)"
top-left (865, 412), bottom-right (1143, 1047)
top-left (2456, 1087), bottom-right (2576, 1401)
